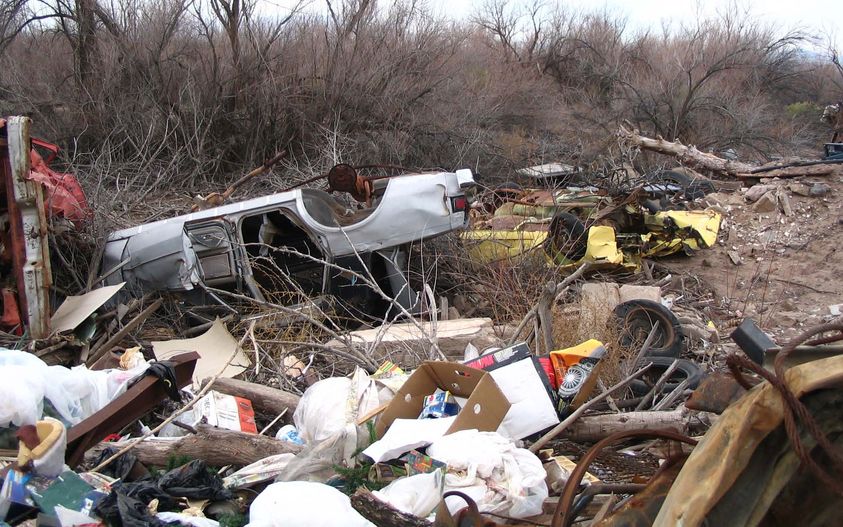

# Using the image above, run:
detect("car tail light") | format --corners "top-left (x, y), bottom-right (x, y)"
top-left (451, 196), bottom-right (467, 213)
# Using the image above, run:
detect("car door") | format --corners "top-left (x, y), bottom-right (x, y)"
top-left (183, 219), bottom-right (239, 288)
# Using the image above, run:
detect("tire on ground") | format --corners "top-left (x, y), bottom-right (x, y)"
top-left (630, 356), bottom-right (704, 396)
top-left (613, 299), bottom-right (684, 358)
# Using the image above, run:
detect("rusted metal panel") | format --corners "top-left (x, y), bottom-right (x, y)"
top-left (65, 351), bottom-right (200, 467)
top-left (2, 116), bottom-right (52, 338)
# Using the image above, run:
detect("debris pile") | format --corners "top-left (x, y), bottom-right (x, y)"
top-left (1, 116), bottom-right (842, 526)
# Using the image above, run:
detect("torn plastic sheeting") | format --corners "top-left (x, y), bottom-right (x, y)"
top-left (95, 460), bottom-right (229, 526)
top-left (281, 368), bottom-right (395, 482)
top-left (371, 469), bottom-right (444, 518)
top-left (294, 368), bottom-right (388, 446)
top-left (0, 348), bottom-right (149, 429)
top-left (91, 447), bottom-right (140, 482)
top-left (223, 453), bottom-right (296, 489)
top-left (158, 460), bottom-right (232, 501)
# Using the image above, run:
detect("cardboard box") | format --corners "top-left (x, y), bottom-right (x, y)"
top-left (488, 356), bottom-right (560, 439)
top-left (375, 361), bottom-right (510, 438)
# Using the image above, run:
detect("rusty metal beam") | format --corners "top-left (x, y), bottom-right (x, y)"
top-left (65, 351), bottom-right (199, 468)
top-left (1, 116), bottom-right (52, 338)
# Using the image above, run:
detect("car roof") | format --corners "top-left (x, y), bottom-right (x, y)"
top-left (108, 189), bottom-right (302, 240)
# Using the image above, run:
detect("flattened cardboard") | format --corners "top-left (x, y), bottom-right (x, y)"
top-left (50, 283), bottom-right (125, 333)
top-left (151, 318), bottom-right (250, 386)
top-left (375, 361), bottom-right (510, 438)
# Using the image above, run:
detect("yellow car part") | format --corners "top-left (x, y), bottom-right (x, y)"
top-left (462, 229), bottom-right (548, 264)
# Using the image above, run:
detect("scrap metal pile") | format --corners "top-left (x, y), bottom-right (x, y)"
top-left (1, 116), bottom-right (842, 527)
top-left (463, 164), bottom-right (722, 273)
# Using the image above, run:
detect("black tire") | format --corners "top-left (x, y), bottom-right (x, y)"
top-left (647, 169), bottom-right (715, 200)
top-left (613, 299), bottom-right (684, 358)
top-left (630, 356), bottom-right (704, 396)
top-left (544, 212), bottom-right (588, 261)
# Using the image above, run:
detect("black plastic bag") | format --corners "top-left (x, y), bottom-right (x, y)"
top-left (114, 493), bottom-right (175, 527)
top-left (158, 460), bottom-right (232, 501)
top-left (91, 447), bottom-right (139, 481)
top-left (94, 480), bottom-right (180, 526)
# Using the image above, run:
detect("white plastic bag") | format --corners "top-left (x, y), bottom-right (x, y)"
top-left (294, 377), bottom-right (353, 444)
top-left (247, 481), bottom-right (374, 527)
top-left (427, 429), bottom-right (548, 519)
top-left (0, 348), bottom-right (148, 428)
top-left (282, 368), bottom-right (401, 482)
top-left (0, 349), bottom-right (48, 427)
top-left (371, 469), bottom-right (443, 518)
top-left (294, 367), bottom-right (399, 446)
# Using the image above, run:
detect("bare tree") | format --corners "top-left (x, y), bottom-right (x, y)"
top-left (0, 0), bottom-right (29, 52)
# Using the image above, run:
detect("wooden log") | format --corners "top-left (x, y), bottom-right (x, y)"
top-left (736, 164), bottom-right (842, 179)
top-left (561, 407), bottom-right (690, 442)
top-left (88, 425), bottom-right (302, 467)
top-left (618, 125), bottom-right (842, 179)
top-left (200, 377), bottom-right (301, 417)
top-left (618, 126), bottom-right (753, 175)
top-left (350, 488), bottom-right (432, 527)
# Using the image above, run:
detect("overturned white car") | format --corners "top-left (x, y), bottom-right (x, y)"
top-left (101, 168), bottom-right (475, 319)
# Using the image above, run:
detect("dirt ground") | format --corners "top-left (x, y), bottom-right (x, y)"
top-left (662, 174), bottom-right (843, 343)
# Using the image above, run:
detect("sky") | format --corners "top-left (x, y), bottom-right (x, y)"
top-left (259, 0), bottom-right (843, 49)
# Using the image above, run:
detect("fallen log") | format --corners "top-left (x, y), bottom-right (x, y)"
top-left (351, 488), bottom-right (432, 527)
top-left (618, 125), bottom-right (753, 176)
top-left (560, 407), bottom-right (690, 442)
top-left (88, 425), bottom-right (302, 467)
top-left (736, 164), bottom-right (842, 179)
top-left (618, 125), bottom-right (843, 179)
top-left (201, 377), bottom-right (300, 417)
